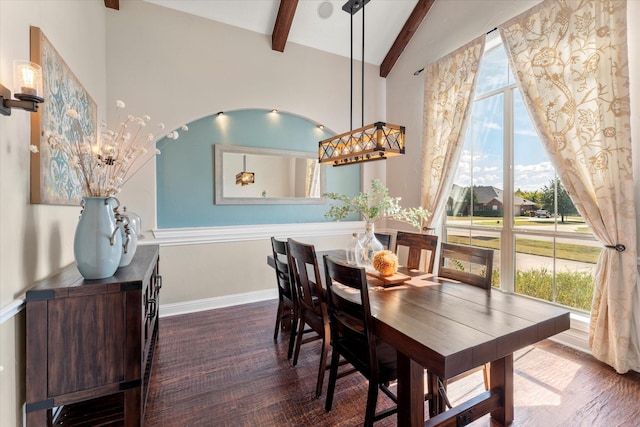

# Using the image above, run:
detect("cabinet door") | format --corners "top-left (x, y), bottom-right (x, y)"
top-left (47, 292), bottom-right (125, 396)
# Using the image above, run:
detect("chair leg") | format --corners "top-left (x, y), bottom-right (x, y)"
top-left (427, 371), bottom-right (438, 417)
top-left (273, 299), bottom-right (283, 341)
top-left (315, 332), bottom-right (330, 398)
top-left (437, 378), bottom-right (453, 410)
top-left (287, 314), bottom-right (298, 360)
top-left (324, 347), bottom-right (341, 412)
top-left (363, 378), bottom-right (379, 427)
top-left (291, 315), bottom-right (306, 367)
top-left (482, 363), bottom-right (490, 390)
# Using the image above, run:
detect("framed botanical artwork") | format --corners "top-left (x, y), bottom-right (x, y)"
top-left (29, 26), bottom-right (97, 205)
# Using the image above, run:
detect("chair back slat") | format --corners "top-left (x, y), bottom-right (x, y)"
top-left (271, 237), bottom-right (293, 297)
top-left (287, 238), bottom-right (326, 317)
top-left (394, 231), bottom-right (438, 272)
top-left (438, 242), bottom-right (494, 289)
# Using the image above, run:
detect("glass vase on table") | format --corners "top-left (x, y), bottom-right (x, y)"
top-left (346, 232), bottom-right (363, 265)
top-left (357, 222), bottom-right (384, 268)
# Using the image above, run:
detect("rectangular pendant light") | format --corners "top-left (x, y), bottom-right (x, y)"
top-left (318, 121), bottom-right (405, 166)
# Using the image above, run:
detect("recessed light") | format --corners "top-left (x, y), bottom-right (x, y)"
top-left (271, 109), bottom-right (278, 113)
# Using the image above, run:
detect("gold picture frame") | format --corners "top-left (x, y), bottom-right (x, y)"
top-left (29, 26), bottom-right (97, 205)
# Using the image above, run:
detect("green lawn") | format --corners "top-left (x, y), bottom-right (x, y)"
top-left (446, 215), bottom-right (597, 312)
top-left (448, 215), bottom-right (589, 229)
top-left (447, 235), bottom-right (600, 264)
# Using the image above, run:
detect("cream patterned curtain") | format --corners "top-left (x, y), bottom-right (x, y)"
top-left (421, 36), bottom-right (486, 228)
top-left (500, 0), bottom-right (639, 373)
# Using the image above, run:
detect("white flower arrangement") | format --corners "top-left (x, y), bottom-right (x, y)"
top-left (31, 100), bottom-right (188, 198)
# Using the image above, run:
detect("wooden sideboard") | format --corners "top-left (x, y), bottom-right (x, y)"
top-left (25, 244), bottom-right (161, 427)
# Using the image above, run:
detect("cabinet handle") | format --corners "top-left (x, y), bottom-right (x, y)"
top-left (156, 275), bottom-right (163, 290)
top-left (147, 298), bottom-right (157, 319)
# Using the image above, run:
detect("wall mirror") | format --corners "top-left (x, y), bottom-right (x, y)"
top-left (214, 144), bottom-right (325, 205)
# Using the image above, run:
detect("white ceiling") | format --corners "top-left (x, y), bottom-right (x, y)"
top-left (144, 0), bottom-right (420, 66)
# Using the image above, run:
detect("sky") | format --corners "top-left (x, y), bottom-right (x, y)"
top-left (452, 35), bottom-right (557, 193)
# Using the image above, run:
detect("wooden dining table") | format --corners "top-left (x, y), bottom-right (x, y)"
top-left (267, 248), bottom-right (570, 426)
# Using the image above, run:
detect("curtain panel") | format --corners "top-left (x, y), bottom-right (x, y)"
top-left (500, 0), bottom-right (639, 373)
top-left (420, 36), bottom-right (486, 229)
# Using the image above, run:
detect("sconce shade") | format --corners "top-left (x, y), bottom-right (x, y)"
top-left (14, 60), bottom-right (43, 101)
top-left (0, 60), bottom-right (44, 116)
top-left (236, 171), bottom-right (255, 186)
top-left (318, 121), bottom-right (405, 166)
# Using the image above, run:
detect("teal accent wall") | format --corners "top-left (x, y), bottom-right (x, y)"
top-left (156, 109), bottom-right (360, 228)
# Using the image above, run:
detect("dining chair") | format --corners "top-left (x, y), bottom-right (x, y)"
top-left (286, 238), bottom-right (331, 398)
top-left (373, 232), bottom-right (393, 250)
top-left (394, 230), bottom-right (438, 273)
top-left (323, 255), bottom-right (409, 426)
top-left (436, 242), bottom-right (494, 408)
top-left (270, 237), bottom-right (297, 359)
top-left (437, 242), bottom-right (494, 289)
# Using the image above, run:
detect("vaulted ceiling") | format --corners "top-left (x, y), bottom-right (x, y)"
top-left (104, 0), bottom-right (435, 78)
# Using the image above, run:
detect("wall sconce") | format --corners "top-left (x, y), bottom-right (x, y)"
top-left (235, 154), bottom-right (255, 186)
top-left (0, 60), bottom-right (44, 116)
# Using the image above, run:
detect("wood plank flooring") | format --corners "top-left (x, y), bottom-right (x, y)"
top-left (144, 300), bottom-right (640, 427)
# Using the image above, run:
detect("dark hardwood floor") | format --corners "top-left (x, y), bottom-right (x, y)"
top-left (144, 300), bottom-right (640, 427)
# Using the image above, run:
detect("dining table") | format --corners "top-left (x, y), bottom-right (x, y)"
top-left (267, 248), bottom-right (570, 426)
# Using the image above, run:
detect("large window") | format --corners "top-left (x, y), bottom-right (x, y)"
top-left (444, 34), bottom-right (598, 313)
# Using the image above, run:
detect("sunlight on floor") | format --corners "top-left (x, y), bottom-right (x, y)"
top-left (446, 346), bottom-right (583, 410)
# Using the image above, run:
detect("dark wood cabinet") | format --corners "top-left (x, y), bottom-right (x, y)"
top-left (25, 245), bottom-right (161, 427)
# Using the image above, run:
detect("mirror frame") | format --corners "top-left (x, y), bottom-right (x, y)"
top-left (214, 144), bottom-right (326, 205)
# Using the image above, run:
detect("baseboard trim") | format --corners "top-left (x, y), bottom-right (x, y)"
top-left (551, 313), bottom-right (591, 354)
top-left (159, 289), bottom-right (278, 318)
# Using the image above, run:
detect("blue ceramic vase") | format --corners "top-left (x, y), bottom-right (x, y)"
top-left (74, 197), bottom-right (123, 280)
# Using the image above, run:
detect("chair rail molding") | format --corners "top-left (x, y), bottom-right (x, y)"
top-left (150, 221), bottom-right (366, 246)
top-left (0, 299), bottom-right (25, 325)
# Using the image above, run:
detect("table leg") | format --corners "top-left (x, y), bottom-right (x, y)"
top-left (124, 387), bottom-right (142, 427)
top-left (397, 351), bottom-right (425, 427)
top-left (490, 354), bottom-right (514, 425)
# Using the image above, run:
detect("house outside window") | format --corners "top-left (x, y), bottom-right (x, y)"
top-left (444, 33), bottom-right (599, 314)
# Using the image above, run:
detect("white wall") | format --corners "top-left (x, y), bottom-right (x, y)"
top-left (0, 2), bottom-right (107, 426)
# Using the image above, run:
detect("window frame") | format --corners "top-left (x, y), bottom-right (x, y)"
top-left (443, 38), bottom-right (598, 311)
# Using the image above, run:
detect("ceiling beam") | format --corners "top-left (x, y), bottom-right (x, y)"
top-left (272, 0), bottom-right (298, 52)
top-left (379, 0), bottom-right (435, 78)
top-left (104, 0), bottom-right (119, 10)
